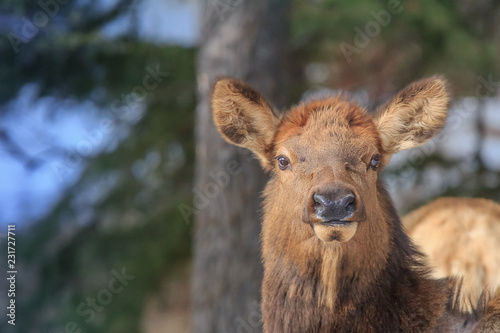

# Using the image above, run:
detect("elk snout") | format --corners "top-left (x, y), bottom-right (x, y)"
top-left (312, 187), bottom-right (356, 222)
top-left (306, 184), bottom-right (365, 243)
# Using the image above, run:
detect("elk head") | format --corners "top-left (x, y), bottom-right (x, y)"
top-left (211, 77), bottom-right (449, 246)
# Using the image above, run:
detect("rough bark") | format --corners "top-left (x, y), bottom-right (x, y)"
top-left (192, 1), bottom-right (289, 332)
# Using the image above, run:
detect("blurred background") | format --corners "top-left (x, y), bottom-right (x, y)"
top-left (0, 0), bottom-right (499, 332)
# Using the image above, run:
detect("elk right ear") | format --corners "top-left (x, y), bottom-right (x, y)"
top-left (211, 78), bottom-right (280, 169)
top-left (374, 76), bottom-right (450, 155)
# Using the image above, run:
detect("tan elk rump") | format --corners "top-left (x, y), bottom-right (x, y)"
top-left (404, 197), bottom-right (500, 314)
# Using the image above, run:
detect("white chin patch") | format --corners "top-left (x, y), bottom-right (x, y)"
top-left (312, 222), bottom-right (359, 243)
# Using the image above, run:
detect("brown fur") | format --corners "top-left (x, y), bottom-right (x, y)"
top-left (404, 197), bottom-right (500, 313)
top-left (211, 76), bottom-right (500, 332)
top-left (473, 289), bottom-right (500, 332)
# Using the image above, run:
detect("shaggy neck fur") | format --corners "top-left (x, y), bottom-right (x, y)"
top-left (261, 180), bottom-right (463, 333)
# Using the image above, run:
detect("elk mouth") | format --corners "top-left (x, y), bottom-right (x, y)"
top-left (321, 220), bottom-right (354, 226)
top-left (312, 221), bottom-right (359, 243)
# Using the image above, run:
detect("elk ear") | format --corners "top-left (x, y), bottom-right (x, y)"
top-left (374, 76), bottom-right (450, 155)
top-left (211, 78), bottom-right (280, 169)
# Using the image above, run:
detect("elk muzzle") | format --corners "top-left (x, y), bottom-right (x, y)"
top-left (304, 183), bottom-right (366, 243)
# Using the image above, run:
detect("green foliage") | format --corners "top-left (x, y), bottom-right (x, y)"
top-left (290, 0), bottom-right (500, 96)
top-left (0, 0), bottom-right (135, 103)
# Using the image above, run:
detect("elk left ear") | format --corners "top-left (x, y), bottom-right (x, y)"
top-left (211, 77), bottom-right (280, 169)
top-left (374, 76), bottom-right (450, 155)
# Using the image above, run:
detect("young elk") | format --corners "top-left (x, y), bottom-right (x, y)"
top-left (211, 76), bottom-right (500, 332)
top-left (404, 197), bottom-right (500, 314)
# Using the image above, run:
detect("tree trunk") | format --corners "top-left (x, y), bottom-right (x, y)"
top-left (192, 1), bottom-right (289, 332)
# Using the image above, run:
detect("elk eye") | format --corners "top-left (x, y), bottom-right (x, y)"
top-left (276, 155), bottom-right (291, 171)
top-left (369, 154), bottom-right (381, 171)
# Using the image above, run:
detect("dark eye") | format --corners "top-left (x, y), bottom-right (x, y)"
top-left (369, 154), bottom-right (381, 171)
top-left (276, 155), bottom-right (291, 171)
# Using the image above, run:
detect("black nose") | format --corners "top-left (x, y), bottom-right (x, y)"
top-left (313, 190), bottom-right (356, 221)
